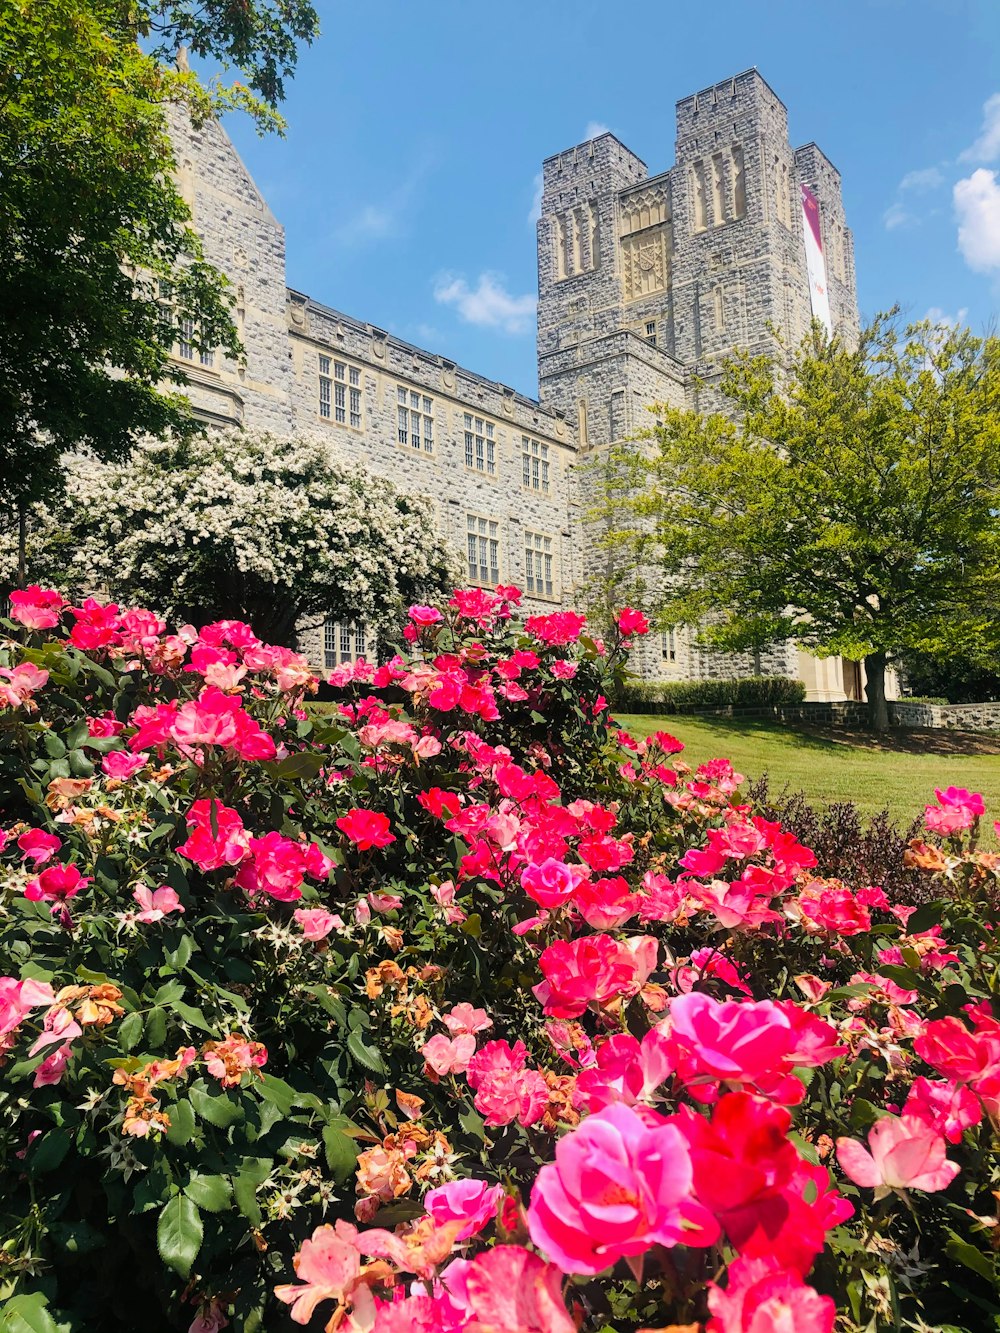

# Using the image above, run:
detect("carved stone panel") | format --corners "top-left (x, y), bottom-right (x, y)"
top-left (619, 187), bottom-right (671, 301)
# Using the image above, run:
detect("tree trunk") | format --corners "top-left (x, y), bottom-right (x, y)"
top-left (17, 502), bottom-right (26, 586)
top-left (864, 650), bottom-right (890, 733)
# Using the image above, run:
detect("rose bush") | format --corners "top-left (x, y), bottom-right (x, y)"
top-left (2, 583), bottom-right (1000, 1332)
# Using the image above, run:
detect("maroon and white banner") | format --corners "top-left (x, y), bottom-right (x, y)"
top-left (801, 184), bottom-right (833, 335)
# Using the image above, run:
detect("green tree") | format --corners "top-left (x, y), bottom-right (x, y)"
top-left (0, 0), bottom-right (319, 579)
top-left (2, 433), bottom-right (458, 646)
top-left (602, 315), bottom-right (1000, 730)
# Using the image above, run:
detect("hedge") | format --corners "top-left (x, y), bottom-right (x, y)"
top-left (616, 674), bottom-right (807, 713)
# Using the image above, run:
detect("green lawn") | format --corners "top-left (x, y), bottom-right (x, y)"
top-left (617, 713), bottom-right (1000, 827)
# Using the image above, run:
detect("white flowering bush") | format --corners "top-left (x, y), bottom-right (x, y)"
top-left (1, 433), bottom-right (457, 645)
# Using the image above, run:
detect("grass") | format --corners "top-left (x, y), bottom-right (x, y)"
top-left (617, 712), bottom-right (1000, 827)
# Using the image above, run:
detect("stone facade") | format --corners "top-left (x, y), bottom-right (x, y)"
top-left (167, 69), bottom-right (876, 699)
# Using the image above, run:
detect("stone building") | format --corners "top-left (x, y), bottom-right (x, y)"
top-left (168, 68), bottom-right (874, 700)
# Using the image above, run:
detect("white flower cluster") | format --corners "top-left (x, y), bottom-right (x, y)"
top-left (2, 432), bottom-right (459, 645)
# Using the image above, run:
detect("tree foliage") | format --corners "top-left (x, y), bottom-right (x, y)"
top-left (1, 432), bottom-right (458, 646)
top-left (0, 0), bottom-right (318, 552)
top-left (600, 315), bottom-right (1000, 728)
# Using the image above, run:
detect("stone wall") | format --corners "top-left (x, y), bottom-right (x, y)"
top-left (891, 702), bottom-right (1000, 732)
top-left (168, 109), bottom-right (295, 435)
top-left (286, 294), bottom-right (579, 621)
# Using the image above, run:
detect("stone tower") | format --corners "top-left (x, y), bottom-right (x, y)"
top-left (536, 69), bottom-right (860, 438)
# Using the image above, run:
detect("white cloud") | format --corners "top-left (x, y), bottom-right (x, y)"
top-left (584, 121), bottom-right (610, 141)
top-left (883, 165), bottom-right (946, 231)
top-left (899, 166), bottom-right (945, 192)
top-left (954, 168), bottom-right (1000, 271)
top-left (924, 305), bottom-right (969, 329)
top-left (960, 92), bottom-right (1000, 163)
top-left (883, 201), bottom-right (912, 230)
top-left (331, 204), bottom-right (397, 248)
top-left (528, 172), bottom-right (544, 226)
top-left (433, 272), bottom-right (537, 335)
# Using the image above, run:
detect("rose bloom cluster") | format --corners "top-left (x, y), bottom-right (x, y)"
top-left (3, 585), bottom-right (1000, 1333)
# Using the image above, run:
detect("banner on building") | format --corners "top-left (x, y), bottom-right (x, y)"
top-left (801, 184), bottom-right (833, 335)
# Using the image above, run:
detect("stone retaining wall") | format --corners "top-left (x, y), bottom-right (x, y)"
top-left (890, 701), bottom-right (1000, 732)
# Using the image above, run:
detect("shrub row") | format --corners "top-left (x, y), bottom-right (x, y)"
top-left (616, 673), bottom-right (807, 713)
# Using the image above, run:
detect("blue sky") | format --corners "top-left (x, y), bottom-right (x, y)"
top-left (226, 0), bottom-right (1000, 399)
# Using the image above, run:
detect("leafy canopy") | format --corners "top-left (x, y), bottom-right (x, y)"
top-left (604, 314), bottom-right (1000, 690)
top-left (0, 0), bottom-right (318, 532)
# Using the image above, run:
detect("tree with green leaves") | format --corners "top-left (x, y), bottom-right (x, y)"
top-left (600, 315), bottom-right (1000, 730)
top-left (0, 0), bottom-right (318, 579)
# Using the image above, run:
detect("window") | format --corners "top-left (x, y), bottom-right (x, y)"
top-left (463, 413), bottom-right (496, 475)
top-left (398, 387), bottom-right (434, 452)
top-left (178, 317), bottom-right (195, 361)
top-left (319, 356), bottom-right (332, 418)
top-left (522, 436), bottom-right (550, 493)
top-left (525, 531), bottom-right (555, 599)
top-left (645, 321), bottom-right (657, 347)
top-left (661, 628), bottom-right (677, 662)
top-left (324, 620), bottom-right (369, 667)
top-left (466, 514), bottom-right (500, 586)
top-left (319, 355), bottom-right (362, 427)
top-left (159, 281), bottom-right (215, 365)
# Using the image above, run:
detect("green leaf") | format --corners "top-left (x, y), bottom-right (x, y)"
top-left (269, 751), bottom-right (326, 781)
top-left (29, 1129), bottom-right (71, 1175)
top-left (190, 1086), bottom-right (243, 1128)
top-left (346, 1029), bottom-right (386, 1076)
top-left (184, 1173), bottom-right (233, 1213)
top-left (257, 1073), bottom-right (298, 1116)
top-left (165, 1098), bottom-right (197, 1145)
top-left (145, 1006), bottom-right (168, 1048)
top-left (946, 1231), bottom-right (995, 1282)
top-left (152, 980), bottom-right (185, 1006)
top-left (172, 1001), bottom-right (212, 1033)
top-left (64, 720), bottom-right (90, 750)
top-left (42, 732), bottom-right (66, 759)
top-left (323, 1125), bottom-right (360, 1184)
top-left (165, 933), bottom-right (194, 970)
top-left (156, 1195), bottom-right (203, 1279)
top-left (907, 902), bottom-right (944, 933)
top-left (0, 1293), bottom-right (64, 1333)
top-left (117, 1011), bottom-right (144, 1052)
top-left (458, 1104), bottom-right (486, 1141)
top-left (233, 1159), bottom-right (271, 1225)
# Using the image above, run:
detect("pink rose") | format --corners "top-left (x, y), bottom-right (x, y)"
top-left (177, 800), bottom-right (250, 872)
top-left (836, 1114), bottom-right (960, 1194)
top-left (533, 934), bottom-right (639, 1019)
top-left (17, 828), bottom-right (61, 867)
top-left (132, 884), bottom-right (185, 923)
top-left (336, 808), bottom-right (395, 851)
top-left (616, 607), bottom-right (650, 636)
top-left (442, 1003), bottom-right (493, 1036)
top-left (423, 1178), bottom-right (502, 1240)
top-left (294, 908), bottom-right (343, 941)
top-left (527, 1102), bottom-right (718, 1274)
top-left (102, 749), bottom-right (150, 780)
top-left (421, 1033), bottom-right (477, 1077)
top-left (707, 1257), bottom-right (835, 1333)
top-left (519, 858), bottom-right (584, 910)
top-left (9, 585), bottom-right (65, 630)
top-left (25, 863), bottom-right (89, 904)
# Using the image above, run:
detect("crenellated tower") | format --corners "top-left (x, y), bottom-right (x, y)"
top-left (536, 69), bottom-right (860, 435)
